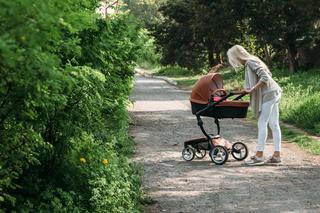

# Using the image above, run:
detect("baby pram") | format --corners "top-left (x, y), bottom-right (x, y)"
top-left (182, 73), bottom-right (249, 165)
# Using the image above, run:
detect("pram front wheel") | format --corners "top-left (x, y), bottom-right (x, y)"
top-left (195, 149), bottom-right (206, 159)
top-left (182, 147), bottom-right (195, 161)
top-left (231, 142), bottom-right (248, 161)
top-left (209, 145), bottom-right (228, 165)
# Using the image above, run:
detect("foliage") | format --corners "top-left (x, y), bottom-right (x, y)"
top-left (123, 0), bottom-right (165, 28)
top-left (236, 0), bottom-right (320, 72)
top-left (0, 0), bottom-right (143, 212)
top-left (136, 29), bottom-right (162, 68)
top-left (150, 0), bottom-right (320, 72)
top-left (275, 70), bottom-right (320, 134)
top-left (191, 0), bottom-right (241, 65)
top-left (152, 0), bottom-right (207, 71)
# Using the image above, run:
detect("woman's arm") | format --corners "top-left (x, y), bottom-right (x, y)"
top-left (242, 59), bottom-right (269, 94)
top-left (241, 80), bottom-right (265, 94)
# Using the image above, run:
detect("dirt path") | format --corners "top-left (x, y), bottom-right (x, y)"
top-left (129, 75), bottom-right (320, 213)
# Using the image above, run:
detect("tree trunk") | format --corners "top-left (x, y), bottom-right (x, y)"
top-left (263, 43), bottom-right (272, 65)
top-left (215, 51), bottom-right (221, 65)
top-left (208, 47), bottom-right (215, 67)
top-left (287, 41), bottom-right (298, 73)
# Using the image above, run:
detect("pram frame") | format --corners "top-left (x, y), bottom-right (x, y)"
top-left (184, 91), bottom-right (247, 149)
top-left (183, 73), bottom-right (249, 164)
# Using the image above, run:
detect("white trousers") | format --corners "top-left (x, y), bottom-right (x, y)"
top-left (256, 93), bottom-right (282, 152)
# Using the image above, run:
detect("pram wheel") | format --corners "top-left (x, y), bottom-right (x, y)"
top-left (209, 145), bottom-right (228, 165)
top-left (195, 149), bottom-right (206, 159)
top-left (182, 147), bottom-right (195, 161)
top-left (231, 142), bottom-right (248, 161)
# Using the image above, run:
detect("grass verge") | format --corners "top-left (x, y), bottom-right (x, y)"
top-left (282, 126), bottom-right (320, 155)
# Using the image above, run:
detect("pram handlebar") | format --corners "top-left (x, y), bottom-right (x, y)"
top-left (212, 89), bottom-right (248, 101)
top-left (232, 93), bottom-right (247, 100)
top-left (195, 90), bottom-right (247, 116)
top-left (195, 93), bottom-right (232, 116)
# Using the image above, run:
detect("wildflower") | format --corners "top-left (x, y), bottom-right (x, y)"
top-left (80, 157), bottom-right (86, 164)
top-left (102, 159), bottom-right (109, 166)
top-left (20, 36), bottom-right (26, 42)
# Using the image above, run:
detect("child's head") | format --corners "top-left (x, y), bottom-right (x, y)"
top-left (208, 64), bottom-right (224, 74)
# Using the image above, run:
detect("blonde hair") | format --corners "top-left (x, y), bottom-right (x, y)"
top-left (227, 45), bottom-right (270, 73)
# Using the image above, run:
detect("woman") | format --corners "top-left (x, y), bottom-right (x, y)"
top-left (227, 45), bottom-right (282, 165)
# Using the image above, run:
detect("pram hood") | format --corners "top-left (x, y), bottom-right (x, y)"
top-left (190, 73), bottom-right (223, 104)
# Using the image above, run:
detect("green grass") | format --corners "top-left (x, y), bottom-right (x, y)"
top-left (151, 65), bottom-right (202, 88)
top-left (274, 70), bottom-right (320, 135)
top-left (282, 126), bottom-right (320, 155)
top-left (171, 76), bottom-right (199, 88)
top-left (157, 65), bottom-right (197, 77)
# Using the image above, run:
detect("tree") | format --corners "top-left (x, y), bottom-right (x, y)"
top-left (153, 0), bottom-right (207, 70)
top-left (152, 0), bottom-right (240, 70)
top-left (122, 0), bottom-right (165, 28)
top-left (240, 0), bottom-right (320, 72)
top-left (192, 0), bottom-right (241, 66)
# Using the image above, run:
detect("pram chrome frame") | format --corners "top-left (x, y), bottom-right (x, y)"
top-left (182, 73), bottom-right (249, 165)
top-left (184, 92), bottom-right (247, 149)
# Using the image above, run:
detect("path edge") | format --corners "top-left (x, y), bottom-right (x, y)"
top-left (135, 67), bottom-right (178, 86)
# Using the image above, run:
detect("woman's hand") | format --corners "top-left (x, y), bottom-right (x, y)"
top-left (241, 89), bottom-right (253, 94)
top-left (242, 81), bottom-right (264, 94)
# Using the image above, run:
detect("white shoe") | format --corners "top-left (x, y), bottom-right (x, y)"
top-left (245, 156), bottom-right (264, 166)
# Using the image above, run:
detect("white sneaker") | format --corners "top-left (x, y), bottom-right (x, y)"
top-left (245, 156), bottom-right (264, 166)
top-left (265, 156), bottom-right (282, 164)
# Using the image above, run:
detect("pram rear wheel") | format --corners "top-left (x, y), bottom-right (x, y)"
top-left (182, 147), bottom-right (195, 161)
top-left (231, 142), bottom-right (248, 161)
top-left (195, 149), bottom-right (206, 159)
top-left (209, 145), bottom-right (228, 165)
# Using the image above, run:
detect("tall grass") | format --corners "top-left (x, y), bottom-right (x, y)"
top-left (275, 70), bottom-right (320, 135)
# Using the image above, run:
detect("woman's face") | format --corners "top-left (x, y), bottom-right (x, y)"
top-left (238, 57), bottom-right (246, 65)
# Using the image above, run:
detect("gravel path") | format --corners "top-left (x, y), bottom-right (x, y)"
top-left (129, 75), bottom-right (320, 213)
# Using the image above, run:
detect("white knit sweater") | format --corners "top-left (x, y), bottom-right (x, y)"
top-left (245, 59), bottom-right (282, 118)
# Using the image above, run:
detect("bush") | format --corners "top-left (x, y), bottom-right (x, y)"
top-left (0, 1), bottom-right (143, 212)
top-left (136, 29), bottom-right (162, 69)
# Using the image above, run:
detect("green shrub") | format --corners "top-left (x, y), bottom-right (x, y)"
top-left (136, 29), bottom-right (162, 69)
top-left (0, 0), bottom-right (143, 212)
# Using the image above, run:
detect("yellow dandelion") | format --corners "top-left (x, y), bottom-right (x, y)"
top-left (80, 157), bottom-right (86, 164)
top-left (20, 36), bottom-right (26, 42)
top-left (102, 159), bottom-right (109, 166)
